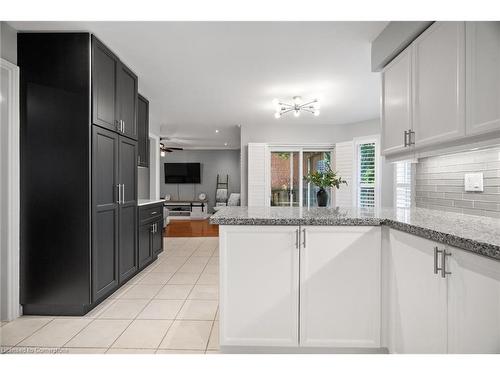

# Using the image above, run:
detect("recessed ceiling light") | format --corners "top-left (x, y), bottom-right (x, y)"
top-left (224, 142), bottom-right (228, 146)
top-left (215, 129), bottom-right (219, 133)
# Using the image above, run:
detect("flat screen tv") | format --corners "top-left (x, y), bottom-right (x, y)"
top-left (164, 163), bottom-right (201, 184)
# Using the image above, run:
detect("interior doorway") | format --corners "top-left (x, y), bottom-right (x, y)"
top-left (0, 58), bottom-right (20, 321)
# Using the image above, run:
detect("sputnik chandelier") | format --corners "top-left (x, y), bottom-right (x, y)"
top-left (273, 96), bottom-right (320, 119)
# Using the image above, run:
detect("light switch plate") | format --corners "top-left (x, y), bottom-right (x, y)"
top-left (464, 173), bottom-right (484, 192)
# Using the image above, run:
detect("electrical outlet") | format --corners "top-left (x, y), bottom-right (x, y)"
top-left (464, 173), bottom-right (483, 192)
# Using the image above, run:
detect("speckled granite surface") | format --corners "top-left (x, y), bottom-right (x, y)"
top-left (210, 206), bottom-right (500, 261)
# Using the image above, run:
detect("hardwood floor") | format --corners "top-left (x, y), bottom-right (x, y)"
top-left (165, 219), bottom-right (219, 237)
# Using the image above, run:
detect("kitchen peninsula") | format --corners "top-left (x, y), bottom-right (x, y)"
top-left (210, 206), bottom-right (500, 354)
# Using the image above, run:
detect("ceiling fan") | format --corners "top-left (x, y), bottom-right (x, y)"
top-left (159, 137), bottom-right (183, 156)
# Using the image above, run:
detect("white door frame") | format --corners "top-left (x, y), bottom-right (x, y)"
top-left (1, 58), bottom-right (20, 321)
top-left (149, 133), bottom-right (160, 200)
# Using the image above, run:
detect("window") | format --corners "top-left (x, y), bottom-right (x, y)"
top-left (357, 141), bottom-right (376, 208)
top-left (395, 161), bottom-right (412, 208)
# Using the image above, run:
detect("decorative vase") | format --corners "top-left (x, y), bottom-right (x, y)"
top-left (316, 188), bottom-right (328, 207)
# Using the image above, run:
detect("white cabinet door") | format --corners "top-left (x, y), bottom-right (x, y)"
top-left (381, 46), bottom-right (412, 155)
top-left (300, 226), bottom-right (381, 348)
top-left (447, 245), bottom-right (500, 353)
top-left (466, 22), bottom-right (500, 136)
top-left (412, 22), bottom-right (465, 148)
top-left (219, 225), bottom-right (299, 347)
top-left (387, 229), bottom-right (447, 353)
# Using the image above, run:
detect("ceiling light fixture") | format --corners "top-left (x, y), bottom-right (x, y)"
top-left (273, 96), bottom-right (320, 118)
top-left (215, 129), bottom-right (219, 133)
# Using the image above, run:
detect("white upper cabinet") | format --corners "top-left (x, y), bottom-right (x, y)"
top-left (381, 47), bottom-right (412, 155)
top-left (412, 22), bottom-right (466, 148)
top-left (300, 226), bottom-right (381, 348)
top-left (387, 229), bottom-right (448, 353)
top-left (447, 245), bottom-right (500, 354)
top-left (466, 22), bottom-right (500, 136)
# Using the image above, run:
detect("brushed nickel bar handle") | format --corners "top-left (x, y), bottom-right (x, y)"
top-left (404, 130), bottom-right (408, 147)
top-left (434, 246), bottom-right (443, 275)
top-left (116, 184), bottom-right (121, 204)
top-left (122, 184), bottom-right (125, 204)
top-left (295, 228), bottom-right (299, 249)
top-left (302, 228), bottom-right (306, 248)
top-left (409, 130), bottom-right (415, 146)
top-left (441, 250), bottom-right (452, 278)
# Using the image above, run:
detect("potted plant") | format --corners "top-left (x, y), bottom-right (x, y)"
top-left (304, 167), bottom-right (347, 207)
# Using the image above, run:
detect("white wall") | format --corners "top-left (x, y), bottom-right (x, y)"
top-left (240, 118), bottom-right (394, 207)
top-left (0, 22), bottom-right (17, 65)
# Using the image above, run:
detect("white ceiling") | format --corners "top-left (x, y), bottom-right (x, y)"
top-left (9, 21), bottom-right (387, 149)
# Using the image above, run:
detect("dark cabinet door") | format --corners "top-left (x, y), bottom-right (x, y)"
top-left (118, 137), bottom-right (138, 281)
top-left (92, 37), bottom-right (118, 132)
top-left (137, 94), bottom-right (149, 167)
top-left (117, 63), bottom-right (138, 140)
top-left (138, 223), bottom-right (153, 269)
top-left (152, 219), bottom-right (163, 256)
top-left (92, 126), bottom-right (119, 301)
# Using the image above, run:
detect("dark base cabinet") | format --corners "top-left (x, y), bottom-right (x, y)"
top-left (138, 204), bottom-right (164, 269)
top-left (19, 32), bottom-right (140, 316)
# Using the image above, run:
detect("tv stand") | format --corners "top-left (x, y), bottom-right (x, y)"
top-left (164, 200), bottom-right (207, 217)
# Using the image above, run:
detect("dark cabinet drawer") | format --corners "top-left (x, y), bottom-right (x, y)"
top-left (139, 204), bottom-right (163, 222)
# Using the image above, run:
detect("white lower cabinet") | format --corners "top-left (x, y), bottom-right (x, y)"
top-left (387, 229), bottom-right (500, 354)
top-left (219, 225), bottom-right (500, 353)
top-left (300, 226), bottom-right (381, 347)
top-left (447, 245), bottom-right (500, 353)
top-left (219, 225), bottom-right (382, 350)
top-left (387, 229), bottom-right (447, 353)
top-left (219, 226), bottom-right (299, 347)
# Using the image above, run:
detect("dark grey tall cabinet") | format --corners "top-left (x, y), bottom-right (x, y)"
top-left (19, 33), bottom-right (139, 315)
top-left (137, 94), bottom-right (150, 167)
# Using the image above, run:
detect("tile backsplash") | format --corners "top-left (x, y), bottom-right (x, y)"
top-left (415, 146), bottom-right (500, 218)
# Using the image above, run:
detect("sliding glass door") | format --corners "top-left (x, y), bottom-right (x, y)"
top-left (270, 151), bottom-right (299, 207)
top-left (269, 148), bottom-right (333, 208)
top-left (302, 151), bottom-right (332, 208)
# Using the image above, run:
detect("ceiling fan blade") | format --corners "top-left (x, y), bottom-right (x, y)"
top-left (167, 147), bottom-right (183, 150)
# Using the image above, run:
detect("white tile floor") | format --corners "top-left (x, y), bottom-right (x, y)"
top-left (0, 237), bottom-right (220, 354)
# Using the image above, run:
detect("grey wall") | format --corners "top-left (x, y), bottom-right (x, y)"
top-left (1, 22), bottom-right (17, 64)
top-left (415, 146), bottom-right (500, 218)
top-left (371, 21), bottom-right (433, 72)
top-left (240, 118), bottom-right (394, 207)
top-left (160, 149), bottom-right (241, 212)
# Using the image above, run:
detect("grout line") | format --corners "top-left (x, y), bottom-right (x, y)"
top-left (205, 318), bottom-right (216, 354)
top-left (6, 237), bottom-right (219, 354)
top-left (11, 318), bottom-right (55, 348)
top-left (156, 238), bottom-right (214, 351)
top-left (147, 238), bottom-right (203, 351)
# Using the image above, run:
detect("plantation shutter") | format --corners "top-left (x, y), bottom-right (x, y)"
top-left (334, 141), bottom-right (353, 207)
top-left (358, 142), bottom-right (376, 208)
top-left (395, 161), bottom-right (412, 208)
top-left (247, 143), bottom-right (268, 206)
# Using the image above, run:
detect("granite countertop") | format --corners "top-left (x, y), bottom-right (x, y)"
top-left (210, 206), bottom-right (500, 261)
top-left (137, 198), bottom-right (165, 207)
